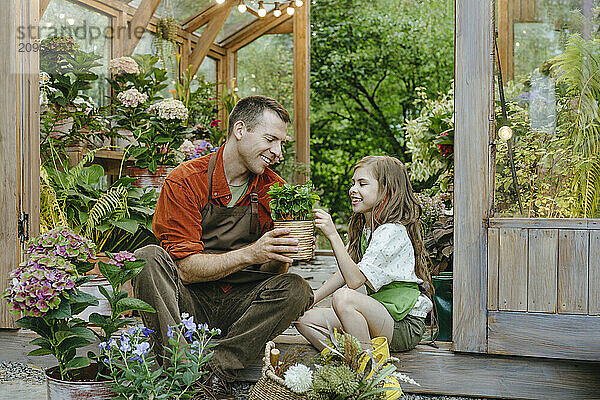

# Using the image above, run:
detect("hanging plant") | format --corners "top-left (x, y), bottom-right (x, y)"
top-left (152, 16), bottom-right (179, 87)
top-left (156, 16), bottom-right (178, 43)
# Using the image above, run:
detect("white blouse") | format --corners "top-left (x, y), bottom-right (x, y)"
top-left (358, 223), bottom-right (433, 318)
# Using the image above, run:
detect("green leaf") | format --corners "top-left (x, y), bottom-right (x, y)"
top-left (70, 327), bottom-right (97, 341)
top-left (112, 218), bottom-right (139, 234)
top-left (98, 262), bottom-right (122, 287)
top-left (115, 297), bottom-right (156, 316)
top-left (15, 317), bottom-right (50, 338)
top-left (28, 348), bottom-right (53, 357)
top-left (45, 299), bottom-right (72, 319)
top-left (65, 356), bottom-right (91, 371)
top-left (88, 312), bottom-right (107, 326)
top-left (57, 336), bottom-right (91, 353)
top-left (30, 337), bottom-right (51, 349)
top-left (182, 370), bottom-right (195, 386)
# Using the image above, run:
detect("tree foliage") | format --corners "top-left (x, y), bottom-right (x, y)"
top-left (310, 0), bottom-right (454, 221)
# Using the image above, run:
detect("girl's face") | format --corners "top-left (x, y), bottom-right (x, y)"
top-left (349, 166), bottom-right (380, 215)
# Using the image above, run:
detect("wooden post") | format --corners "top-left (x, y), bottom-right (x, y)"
top-left (293, 2), bottom-right (310, 183)
top-left (124, 0), bottom-right (162, 55)
top-left (453, 0), bottom-right (494, 353)
top-left (497, 0), bottom-right (514, 83)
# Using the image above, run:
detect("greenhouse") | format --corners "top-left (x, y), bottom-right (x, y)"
top-left (0, 0), bottom-right (599, 399)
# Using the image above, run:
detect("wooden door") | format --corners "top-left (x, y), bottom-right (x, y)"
top-left (454, 0), bottom-right (600, 361)
top-left (0, 0), bottom-right (41, 328)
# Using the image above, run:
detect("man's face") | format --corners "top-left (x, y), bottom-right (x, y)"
top-left (237, 110), bottom-right (288, 175)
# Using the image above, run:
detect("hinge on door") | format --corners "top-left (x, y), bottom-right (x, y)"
top-left (18, 213), bottom-right (29, 243)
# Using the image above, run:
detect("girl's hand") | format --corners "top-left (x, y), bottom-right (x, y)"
top-left (313, 209), bottom-right (337, 239)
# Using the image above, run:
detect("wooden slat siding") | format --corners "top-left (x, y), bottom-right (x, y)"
top-left (558, 230), bottom-right (589, 314)
top-left (124, 0), bottom-right (163, 55)
top-left (453, 0), bottom-right (493, 353)
top-left (487, 228), bottom-right (500, 311)
top-left (188, 2), bottom-right (233, 76)
top-left (1, 1), bottom-right (19, 328)
top-left (220, 12), bottom-right (294, 52)
top-left (527, 229), bottom-right (558, 313)
top-left (488, 311), bottom-right (600, 361)
top-left (236, 339), bottom-right (600, 399)
top-left (489, 218), bottom-right (593, 229)
top-left (590, 231), bottom-right (600, 315)
top-left (498, 228), bottom-right (528, 311)
top-left (293, 1), bottom-right (310, 184)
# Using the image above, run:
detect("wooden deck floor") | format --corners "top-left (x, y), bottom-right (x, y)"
top-left (2, 256), bottom-right (599, 399)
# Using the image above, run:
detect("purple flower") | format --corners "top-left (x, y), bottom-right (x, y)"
top-left (167, 325), bottom-right (174, 339)
top-left (142, 327), bottom-right (154, 337)
top-left (119, 337), bottom-right (131, 352)
top-left (182, 315), bottom-right (196, 333)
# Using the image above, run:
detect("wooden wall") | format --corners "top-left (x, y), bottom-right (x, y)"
top-left (487, 219), bottom-right (600, 361)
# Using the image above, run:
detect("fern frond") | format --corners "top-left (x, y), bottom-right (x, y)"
top-left (40, 167), bottom-right (67, 233)
top-left (85, 185), bottom-right (128, 237)
top-left (64, 148), bottom-right (104, 193)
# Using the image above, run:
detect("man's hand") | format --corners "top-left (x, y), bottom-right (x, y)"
top-left (313, 209), bottom-right (337, 240)
top-left (249, 228), bottom-right (298, 264)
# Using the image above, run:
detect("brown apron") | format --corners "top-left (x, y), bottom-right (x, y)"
top-left (200, 153), bottom-right (276, 285)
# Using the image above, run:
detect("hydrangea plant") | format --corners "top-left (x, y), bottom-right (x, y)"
top-left (2, 228), bottom-right (99, 381)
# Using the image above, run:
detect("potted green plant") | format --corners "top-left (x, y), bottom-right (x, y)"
top-left (267, 181), bottom-right (320, 261)
top-left (1, 227), bottom-right (114, 399)
top-left (125, 98), bottom-right (194, 190)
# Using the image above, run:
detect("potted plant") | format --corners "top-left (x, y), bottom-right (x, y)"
top-left (1, 227), bottom-right (114, 399)
top-left (125, 98), bottom-right (194, 190)
top-left (249, 328), bottom-right (414, 400)
top-left (98, 315), bottom-right (220, 399)
top-left (267, 181), bottom-right (320, 261)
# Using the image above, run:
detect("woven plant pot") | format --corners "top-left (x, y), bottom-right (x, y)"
top-left (249, 341), bottom-right (309, 400)
top-left (272, 220), bottom-right (314, 261)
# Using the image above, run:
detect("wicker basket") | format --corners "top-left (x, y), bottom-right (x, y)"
top-left (272, 220), bottom-right (314, 261)
top-left (248, 341), bottom-right (309, 400)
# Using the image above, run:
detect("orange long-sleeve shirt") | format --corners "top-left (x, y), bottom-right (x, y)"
top-left (152, 145), bottom-right (285, 260)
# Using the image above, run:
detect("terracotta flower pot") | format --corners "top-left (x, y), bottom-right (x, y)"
top-left (273, 220), bottom-right (314, 261)
top-left (127, 165), bottom-right (174, 192)
top-left (46, 363), bottom-right (114, 400)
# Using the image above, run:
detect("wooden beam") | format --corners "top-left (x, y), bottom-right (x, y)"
top-left (184, 0), bottom-right (236, 33)
top-left (40, 0), bottom-right (51, 17)
top-left (268, 18), bottom-right (293, 34)
top-left (188, 2), bottom-right (234, 77)
top-left (453, 0), bottom-right (494, 353)
top-left (124, 0), bottom-right (163, 55)
top-left (220, 12), bottom-right (293, 51)
top-left (293, 3), bottom-right (309, 183)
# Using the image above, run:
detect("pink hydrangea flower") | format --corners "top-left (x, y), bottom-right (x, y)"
top-left (109, 56), bottom-right (140, 75)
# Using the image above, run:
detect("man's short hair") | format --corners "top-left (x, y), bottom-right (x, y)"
top-left (227, 96), bottom-right (291, 138)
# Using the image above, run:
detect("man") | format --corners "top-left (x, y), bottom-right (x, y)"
top-left (133, 96), bottom-right (314, 398)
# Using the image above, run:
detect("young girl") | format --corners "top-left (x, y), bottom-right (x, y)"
top-left (296, 155), bottom-right (433, 352)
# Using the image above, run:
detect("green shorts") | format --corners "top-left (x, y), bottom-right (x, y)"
top-left (389, 314), bottom-right (426, 352)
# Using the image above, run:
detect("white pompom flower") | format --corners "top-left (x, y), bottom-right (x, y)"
top-left (283, 364), bottom-right (313, 394)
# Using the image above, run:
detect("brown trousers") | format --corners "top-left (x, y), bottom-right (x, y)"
top-left (133, 245), bottom-right (313, 381)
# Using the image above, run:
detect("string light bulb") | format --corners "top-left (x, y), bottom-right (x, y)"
top-left (273, 2), bottom-right (281, 17)
top-left (294, 0), bottom-right (303, 6)
top-left (286, 4), bottom-right (295, 15)
top-left (216, 0), bottom-right (225, 3)
top-left (257, 1), bottom-right (267, 17)
top-left (237, 0), bottom-right (247, 13)
top-left (498, 125), bottom-right (513, 141)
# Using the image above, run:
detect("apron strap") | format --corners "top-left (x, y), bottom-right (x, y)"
top-left (206, 153), bottom-right (260, 235)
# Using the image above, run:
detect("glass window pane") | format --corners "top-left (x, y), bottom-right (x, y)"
top-left (129, 0), bottom-right (211, 22)
top-left (216, 9), bottom-right (256, 43)
top-left (133, 30), bottom-right (180, 98)
top-left (237, 34), bottom-right (293, 118)
top-left (494, 0), bottom-right (600, 218)
top-left (40, 0), bottom-right (111, 106)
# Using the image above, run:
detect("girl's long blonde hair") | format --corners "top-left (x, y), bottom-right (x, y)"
top-left (347, 156), bottom-right (432, 291)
